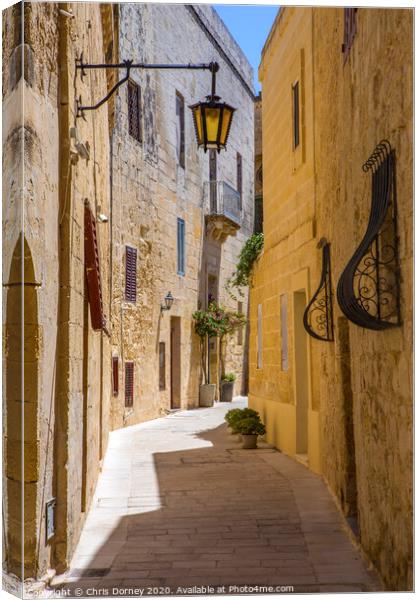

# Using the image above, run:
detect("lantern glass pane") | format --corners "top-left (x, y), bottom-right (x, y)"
top-left (193, 107), bottom-right (203, 144)
top-left (220, 107), bottom-right (233, 146)
top-left (204, 107), bottom-right (221, 143)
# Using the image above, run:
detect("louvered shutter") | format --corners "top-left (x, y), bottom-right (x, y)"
top-left (112, 356), bottom-right (119, 396)
top-left (125, 362), bottom-right (134, 407)
top-left (84, 201), bottom-right (105, 330)
top-left (128, 79), bottom-right (141, 142)
top-left (125, 246), bottom-right (137, 302)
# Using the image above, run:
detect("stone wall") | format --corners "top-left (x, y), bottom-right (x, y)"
top-left (110, 4), bottom-right (254, 428)
top-left (249, 6), bottom-right (413, 591)
top-left (2, 1), bottom-right (116, 581)
top-left (313, 8), bottom-right (413, 590)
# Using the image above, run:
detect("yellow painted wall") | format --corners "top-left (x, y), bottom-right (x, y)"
top-left (249, 8), bottom-right (322, 474)
top-left (251, 6), bottom-right (413, 591)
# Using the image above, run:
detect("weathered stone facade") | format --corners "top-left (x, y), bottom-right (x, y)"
top-left (110, 4), bottom-right (254, 428)
top-left (3, 1), bottom-right (117, 585)
top-left (249, 7), bottom-right (412, 591)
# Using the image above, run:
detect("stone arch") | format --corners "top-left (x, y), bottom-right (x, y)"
top-left (4, 234), bottom-right (39, 578)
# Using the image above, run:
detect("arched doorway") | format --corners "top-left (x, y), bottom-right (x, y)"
top-left (4, 234), bottom-right (39, 578)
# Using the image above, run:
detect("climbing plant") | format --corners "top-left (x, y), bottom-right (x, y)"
top-left (226, 232), bottom-right (264, 299)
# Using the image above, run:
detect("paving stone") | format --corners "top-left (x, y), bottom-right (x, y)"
top-left (49, 399), bottom-right (382, 594)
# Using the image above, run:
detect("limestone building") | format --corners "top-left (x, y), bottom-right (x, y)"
top-left (109, 4), bottom-right (254, 428)
top-left (249, 7), bottom-right (413, 590)
top-left (3, 1), bottom-right (118, 585)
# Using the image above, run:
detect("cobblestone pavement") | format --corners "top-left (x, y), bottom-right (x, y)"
top-left (50, 398), bottom-right (382, 595)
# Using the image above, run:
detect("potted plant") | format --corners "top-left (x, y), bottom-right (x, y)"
top-left (192, 304), bottom-right (223, 407)
top-left (225, 408), bottom-right (245, 433)
top-left (236, 416), bottom-right (266, 449)
top-left (212, 306), bottom-right (246, 398)
top-left (220, 373), bottom-right (236, 402)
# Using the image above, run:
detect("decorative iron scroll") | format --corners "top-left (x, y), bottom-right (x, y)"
top-left (303, 240), bottom-right (334, 342)
top-left (337, 140), bottom-right (400, 330)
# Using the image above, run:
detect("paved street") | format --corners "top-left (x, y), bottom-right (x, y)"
top-left (51, 398), bottom-right (382, 595)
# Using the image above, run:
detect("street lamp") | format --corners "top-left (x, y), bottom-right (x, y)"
top-left (189, 63), bottom-right (235, 153)
top-left (161, 291), bottom-right (174, 313)
top-left (75, 58), bottom-right (236, 152)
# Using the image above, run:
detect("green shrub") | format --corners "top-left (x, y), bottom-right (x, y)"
top-left (222, 373), bottom-right (236, 382)
top-left (225, 408), bottom-right (262, 432)
top-left (236, 417), bottom-right (266, 436)
top-left (224, 408), bottom-right (244, 426)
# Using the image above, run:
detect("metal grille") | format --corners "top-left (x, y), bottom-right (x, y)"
top-left (237, 152), bottom-right (242, 207)
top-left (303, 241), bottom-right (334, 342)
top-left (128, 79), bottom-right (141, 142)
top-left (176, 92), bottom-right (185, 168)
top-left (125, 246), bottom-right (137, 302)
top-left (125, 362), bottom-right (134, 407)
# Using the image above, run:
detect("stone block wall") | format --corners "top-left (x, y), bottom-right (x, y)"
top-left (110, 4), bottom-right (254, 429)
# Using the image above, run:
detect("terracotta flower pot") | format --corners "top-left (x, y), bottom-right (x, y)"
top-left (242, 434), bottom-right (258, 449)
top-left (199, 383), bottom-right (216, 407)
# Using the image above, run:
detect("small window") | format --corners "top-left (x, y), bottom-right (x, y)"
top-left (237, 153), bottom-right (243, 207)
top-left (292, 82), bottom-right (300, 149)
top-left (177, 218), bottom-right (185, 276)
top-left (125, 246), bottom-right (137, 303)
top-left (127, 79), bottom-right (142, 142)
top-left (176, 92), bottom-right (185, 168)
top-left (159, 342), bottom-right (166, 390)
top-left (112, 356), bottom-right (119, 396)
top-left (280, 294), bottom-right (288, 371)
top-left (342, 8), bottom-right (358, 61)
top-left (257, 304), bottom-right (263, 369)
top-left (125, 362), bottom-right (134, 407)
top-left (237, 302), bottom-right (244, 345)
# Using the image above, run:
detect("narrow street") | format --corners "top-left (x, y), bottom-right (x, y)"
top-left (51, 399), bottom-right (381, 595)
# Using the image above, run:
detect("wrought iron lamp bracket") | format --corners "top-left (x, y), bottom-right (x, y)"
top-left (303, 239), bottom-right (335, 342)
top-left (75, 56), bottom-right (217, 119)
top-left (337, 140), bottom-right (401, 330)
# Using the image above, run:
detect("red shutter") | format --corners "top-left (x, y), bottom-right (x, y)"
top-left (125, 246), bottom-right (137, 302)
top-left (84, 201), bottom-right (105, 330)
top-left (112, 356), bottom-right (119, 396)
top-left (125, 362), bottom-right (134, 407)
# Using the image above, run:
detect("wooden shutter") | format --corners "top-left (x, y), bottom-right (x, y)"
top-left (125, 362), bottom-right (134, 407)
top-left (84, 201), bottom-right (105, 330)
top-left (292, 82), bottom-right (300, 149)
top-left (237, 153), bottom-right (242, 207)
top-left (125, 246), bottom-right (137, 302)
top-left (112, 356), bottom-right (119, 396)
top-left (159, 342), bottom-right (166, 390)
top-left (176, 92), bottom-right (185, 168)
top-left (342, 8), bottom-right (358, 60)
top-left (128, 79), bottom-right (141, 142)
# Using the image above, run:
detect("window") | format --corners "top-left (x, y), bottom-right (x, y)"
top-left (177, 218), bottom-right (185, 275)
top-left (237, 153), bottom-right (243, 207)
top-left (257, 304), bottom-right (263, 369)
top-left (209, 150), bottom-right (217, 212)
top-left (292, 82), bottom-right (300, 149)
top-left (84, 202), bottom-right (105, 330)
top-left (280, 294), bottom-right (288, 371)
top-left (127, 79), bottom-right (142, 142)
top-left (237, 302), bottom-right (244, 345)
top-left (125, 362), bottom-right (134, 407)
top-left (159, 342), bottom-right (166, 390)
top-left (125, 246), bottom-right (137, 302)
top-left (176, 92), bottom-right (185, 168)
top-left (112, 356), bottom-right (119, 396)
top-left (342, 8), bottom-right (358, 61)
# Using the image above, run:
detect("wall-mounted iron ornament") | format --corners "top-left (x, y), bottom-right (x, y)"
top-left (303, 240), bottom-right (334, 342)
top-left (337, 140), bottom-right (401, 330)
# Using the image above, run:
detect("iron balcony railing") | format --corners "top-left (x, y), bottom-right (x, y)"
top-left (204, 180), bottom-right (241, 225)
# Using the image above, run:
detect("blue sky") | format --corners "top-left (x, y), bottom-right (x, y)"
top-left (213, 4), bottom-right (280, 92)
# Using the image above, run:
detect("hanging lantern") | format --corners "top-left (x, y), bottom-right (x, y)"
top-left (189, 62), bottom-right (236, 153)
top-left (190, 98), bottom-right (235, 153)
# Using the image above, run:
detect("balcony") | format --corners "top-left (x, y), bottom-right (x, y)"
top-left (204, 180), bottom-right (241, 242)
